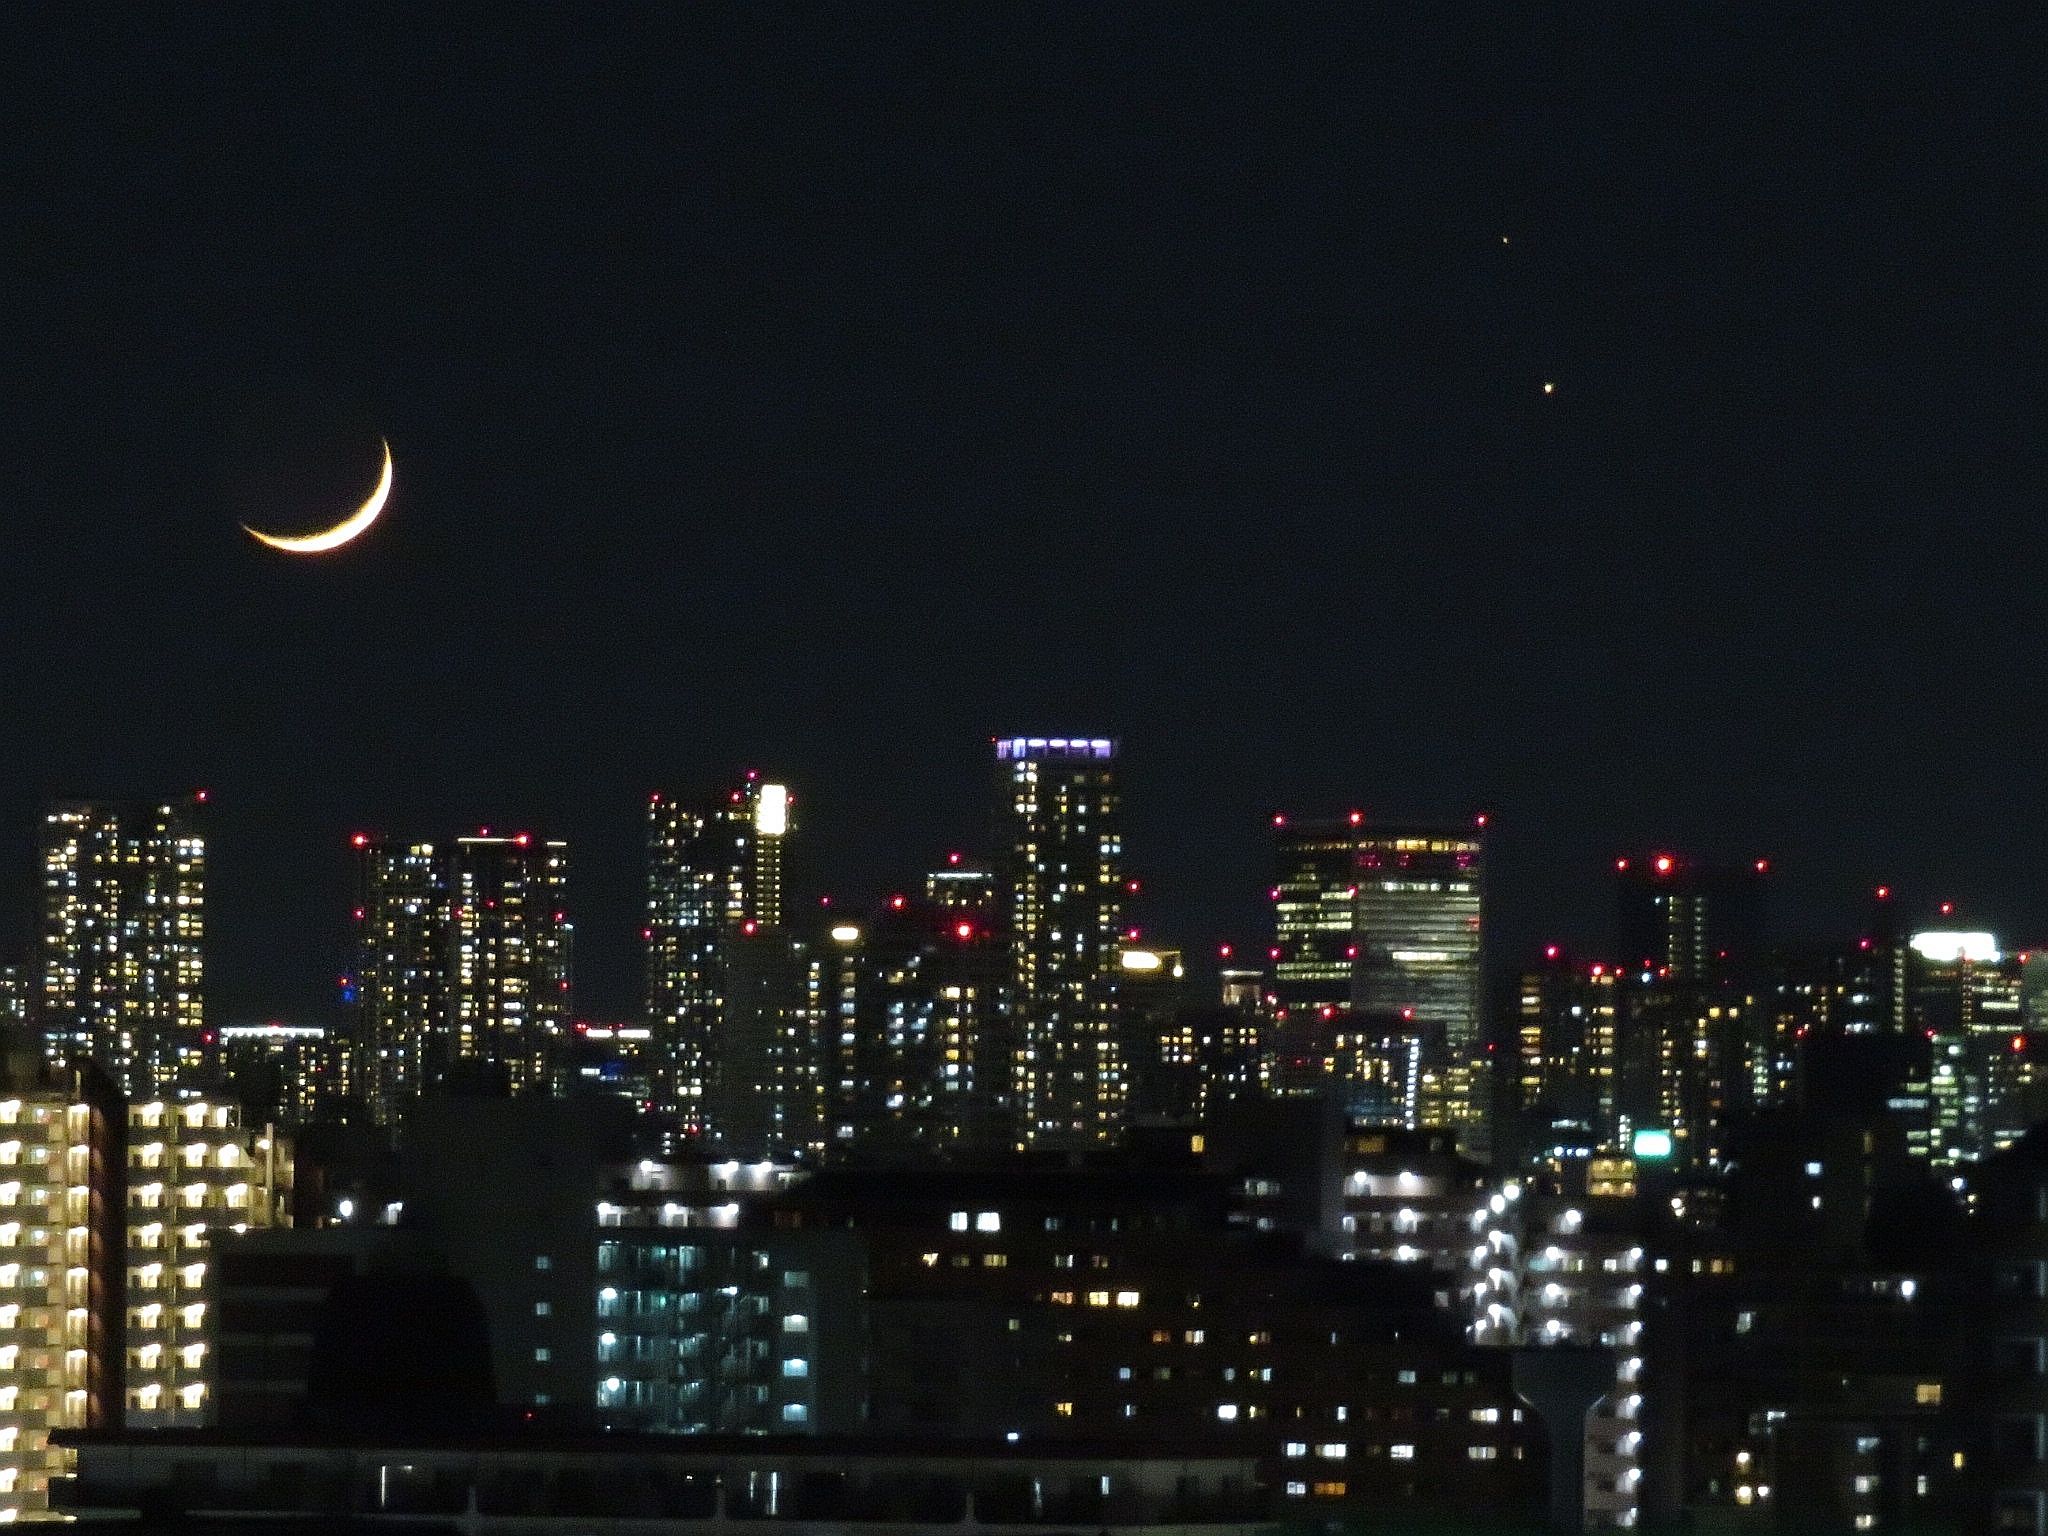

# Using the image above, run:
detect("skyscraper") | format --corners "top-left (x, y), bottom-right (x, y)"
top-left (1613, 854), bottom-right (1767, 980)
top-left (351, 835), bottom-right (447, 1124)
top-left (992, 736), bottom-right (1124, 1147)
top-left (644, 776), bottom-right (802, 1149)
top-left (448, 833), bottom-right (572, 1096)
top-left (823, 898), bottom-right (1008, 1154)
top-left (39, 796), bottom-right (206, 1097)
top-left (350, 830), bottom-right (571, 1121)
top-left (1270, 815), bottom-right (1486, 1148)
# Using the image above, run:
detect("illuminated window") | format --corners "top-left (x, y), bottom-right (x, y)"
top-left (1316, 1443), bottom-right (1346, 1459)
top-left (1390, 1444), bottom-right (1415, 1460)
top-left (1468, 1446), bottom-right (1497, 1460)
top-left (1054, 1401), bottom-right (1073, 1417)
top-left (975, 1212), bottom-right (1001, 1233)
top-left (1114, 1290), bottom-right (1140, 1307)
top-left (1216, 1404), bottom-right (1239, 1421)
top-left (1915, 1383), bottom-right (1942, 1405)
top-left (1283, 1442), bottom-right (1307, 1458)
top-left (1050, 1291), bottom-right (1074, 1305)
top-left (1312, 1481), bottom-right (1346, 1497)
top-left (1086, 1291), bottom-right (1111, 1307)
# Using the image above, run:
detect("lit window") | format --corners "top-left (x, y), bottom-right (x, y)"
top-left (1284, 1442), bottom-right (1308, 1458)
top-left (1115, 1290), bottom-right (1140, 1307)
top-left (1916, 1383), bottom-right (1942, 1405)
top-left (782, 1358), bottom-right (808, 1379)
top-left (975, 1212), bottom-right (1001, 1233)
top-left (1468, 1446), bottom-right (1497, 1460)
top-left (782, 1403), bottom-right (807, 1424)
top-left (1087, 1291), bottom-right (1111, 1307)
top-left (1216, 1403), bottom-right (1239, 1421)
top-left (1316, 1443), bottom-right (1346, 1459)
top-left (1286, 1481), bottom-right (1307, 1497)
top-left (1390, 1444), bottom-right (1416, 1460)
top-left (1312, 1481), bottom-right (1346, 1497)
top-left (534, 1347), bottom-right (550, 1362)
top-left (534, 1301), bottom-right (551, 1317)
top-left (949, 1212), bottom-right (969, 1232)
top-left (1054, 1401), bottom-right (1074, 1417)
top-left (783, 1314), bottom-right (808, 1334)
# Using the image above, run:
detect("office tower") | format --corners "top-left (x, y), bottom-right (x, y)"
top-left (1145, 1003), bottom-right (1264, 1124)
top-left (1268, 1009), bottom-right (1429, 1126)
top-left (924, 857), bottom-right (997, 915)
top-left (1270, 815), bottom-right (1486, 1149)
top-left (992, 736), bottom-right (1125, 1147)
top-left (1613, 854), bottom-right (1766, 980)
top-left (823, 901), bottom-right (1008, 1154)
top-left (1512, 951), bottom-right (1621, 1160)
top-left (123, 1096), bottom-right (291, 1427)
top-left (39, 796), bottom-right (206, 1098)
top-left (1903, 929), bottom-right (2032, 1166)
top-left (350, 830), bottom-right (571, 1122)
top-left (350, 835), bottom-right (448, 1125)
top-left (644, 776), bottom-right (805, 1150)
top-left (448, 834), bottom-right (572, 1097)
top-left (0, 1046), bottom-right (123, 1522)
top-left (214, 1023), bottom-right (348, 1129)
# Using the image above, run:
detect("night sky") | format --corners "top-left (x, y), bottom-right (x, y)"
top-left (3, 6), bottom-right (2041, 1022)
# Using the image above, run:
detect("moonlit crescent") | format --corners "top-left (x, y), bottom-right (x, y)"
top-left (243, 442), bottom-right (392, 553)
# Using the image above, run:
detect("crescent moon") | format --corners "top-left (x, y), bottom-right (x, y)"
top-left (243, 442), bottom-right (392, 553)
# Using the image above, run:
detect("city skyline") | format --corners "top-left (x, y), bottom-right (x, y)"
top-left (2, 761), bottom-right (2042, 1027)
top-left (6, 7), bottom-right (2044, 1027)
top-left (9, 7), bottom-right (2046, 1527)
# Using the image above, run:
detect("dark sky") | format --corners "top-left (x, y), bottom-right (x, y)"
top-left (3, 5), bottom-right (2042, 1022)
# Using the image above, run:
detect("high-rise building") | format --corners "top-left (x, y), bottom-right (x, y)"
top-left (1904, 929), bottom-right (2034, 1167)
top-left (1270, 816), bottom-right (1486, 1150)
top-left (0, 963), bottom-right (27, 1032)
top-left (1613, 854), bottom-right (1767, 981)
top-left (448, 834), bottom-right (572, 1097)
top-left (214, 1023), bottom-right (349, 1129)
top-left (992, 736), bottom-right (1124, 1147)
top-left (924, 858), bottom-right (997, 915)
top-left (350, 830), bottom-right (570, 1121)
top-left (823, 900), bottom-right (1008, 1154)
top-left (0, 1044), bottom-right (124, 1521)
top-left (644, 776), bottom-right (805, 1151)
top-left (1512, 951), bottom-right (1621, 1159)
top-left (123, 1096), bottom-right (291, 1426)
top-left (39, 796), bottom-right (206, 1098)
top-left (350, 834), bottom-right (447, 1124)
